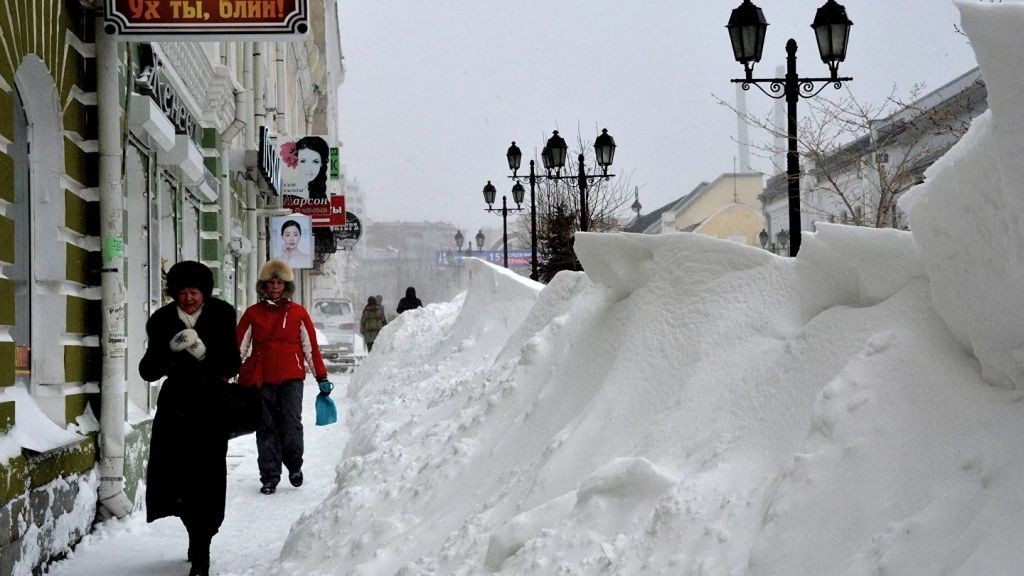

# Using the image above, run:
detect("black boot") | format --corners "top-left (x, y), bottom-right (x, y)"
top-left (187, 533), bottom-right (211, 576)
top-left (289, 470), bottom-right (303, 487)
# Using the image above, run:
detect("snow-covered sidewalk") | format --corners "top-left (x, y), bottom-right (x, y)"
top-left (45, 374), bottom-right (350, 576)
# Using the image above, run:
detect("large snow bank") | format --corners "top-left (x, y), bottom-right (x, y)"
top-left (900, 1), bottom-right (1024, 390)
top-left (271, 3), bottom-right (1024, 575)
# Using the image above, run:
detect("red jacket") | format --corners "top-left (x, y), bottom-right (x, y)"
top-left (237, 299), bottom-right (328, 385)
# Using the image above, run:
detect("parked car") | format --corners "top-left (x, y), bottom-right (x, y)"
top-left (311, 298), bottom-right (364, 372)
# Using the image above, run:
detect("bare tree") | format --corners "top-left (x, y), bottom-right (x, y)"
top-left (718, 75), bottom-right (984, 228)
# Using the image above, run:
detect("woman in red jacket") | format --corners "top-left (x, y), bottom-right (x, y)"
top-left (237, 259), bottom-right (331, 495)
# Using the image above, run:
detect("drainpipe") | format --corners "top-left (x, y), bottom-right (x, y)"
top-left (243, 43), bottom-right (258, 306)
top-left (253, 42), bottom-right (268, 271)
top-left (219, 89), bottom-right (246, 304)
top-left (276, 42), bottom-right (287, 133)
top-left (95, 18), bottom-right (134, 519)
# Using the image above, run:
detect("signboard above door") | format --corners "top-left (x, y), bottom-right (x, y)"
top-left (104, 0), bottom-right (309, 39)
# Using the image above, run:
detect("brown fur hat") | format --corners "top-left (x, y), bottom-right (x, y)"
top-left (257, 259), bottom-right (295, 299)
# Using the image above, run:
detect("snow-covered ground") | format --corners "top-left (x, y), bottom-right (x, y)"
top-left (44, 377), bottom-right (351, 576)
top-left (42, 2), bottom-right (1024, 575)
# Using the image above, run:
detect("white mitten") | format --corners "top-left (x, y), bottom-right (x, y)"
top-left (171, 329), bottom-right (208, 361)
top-left (185, 337), bottom-right (207, 361)
top-left (170, 329), bottom-right (199, 352)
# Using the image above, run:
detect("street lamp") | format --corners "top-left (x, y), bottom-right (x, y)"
top-left (454, 229), bottom-right (464, 254)
top-left (482, 180), bottom-right (525, 268)
top-left (728, 0), bottom-right (852, 257)
top-left (776, 228), bottom-right (790, 254)
top-left (475, 229), bottom-right (485, 253)
top-left (506, 128), bottom-right (617, 278)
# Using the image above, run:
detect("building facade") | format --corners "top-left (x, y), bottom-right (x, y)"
top-left (0, 1), bottom-right (344, 573)
top-left (625, 172), bottom-right (765, 247)
top-left (760, 67), bottom-right (988, 248)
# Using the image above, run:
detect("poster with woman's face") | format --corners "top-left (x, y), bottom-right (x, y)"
top-left (270, 214), bottom-right (313, 269)
top-left (279, 135), bottom-right (331, 200)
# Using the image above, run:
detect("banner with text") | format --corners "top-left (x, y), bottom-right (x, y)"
top-left (104, 0), bottom-right (309, 38)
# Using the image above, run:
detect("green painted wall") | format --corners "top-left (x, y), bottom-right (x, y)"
top-left (63, 345), bottom-right (99, 384)
top-left (64, 190), bottom-right (90, 236)
top-left (25, 438), bottom-right (95, 490)
top-left (63, 138), bottom-right (97, 188)
top-left (0, 455), bottom-right (26, 505)
top-left (0, 215), bottom-right (13, 264)
top-left (0, 401), bottom-right (13, 433)
top-left (65, 296), bottom-right (98, 335)
top-left (0, 279), bottom-right (12, 326)
top-left (201, 210), bottom-right (219, 232)
top-left (0, 153), bottom-right (12, 203)
top-left (0, 343), bottom-right (12, 387)
top-left (201, 238), bottom-right (220, 261)
top-left (65, 244), bottom-right (91, 286)
top-left (0, 90), bottom-right (12, 142)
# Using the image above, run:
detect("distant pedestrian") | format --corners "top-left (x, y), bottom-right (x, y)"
top-left (396, 286), bottom-right (423, 315)
top-left (140, 261), bottom-right (241, 576)
top-left (236, 259), bottom-right (332, 496)
top-left (360, 296), bottom-right (388, 352)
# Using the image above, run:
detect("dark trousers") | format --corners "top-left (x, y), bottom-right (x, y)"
top-left (256, 379), bottom-right (304, 485)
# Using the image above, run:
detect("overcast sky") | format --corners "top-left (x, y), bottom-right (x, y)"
top-left (336, 0), bottom-right (979, 238)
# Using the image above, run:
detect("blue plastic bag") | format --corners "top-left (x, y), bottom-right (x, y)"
top-left (315, 392), bottom-right (337, 426)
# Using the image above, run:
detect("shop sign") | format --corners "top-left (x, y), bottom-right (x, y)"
top-left (135, 44), bottom-right (202, 144)
top-left (104, 0), bottom-right (310, 38)
top-left (329, 147), bottom-right (340, 180)
top-left (333, 212), bottom-right (361, 249)
top-left (283, 195), bottom-right (346, 227)
top-left (258, 126), bottom-right (282, 195)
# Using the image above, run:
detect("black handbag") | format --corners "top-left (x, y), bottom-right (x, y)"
top-left (226, 383), bottom-right (261, 439)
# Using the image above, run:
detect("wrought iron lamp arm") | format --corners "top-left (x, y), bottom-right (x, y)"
top-left (731, 76), bottom-right (852, 100)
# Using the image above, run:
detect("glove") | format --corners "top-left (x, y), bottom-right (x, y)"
top-left (170, 328), bottom-right (206, 361)
top-left (170, 329), bottom-right (198, 352)
top-left (318, 379), bottom-right (334, 394)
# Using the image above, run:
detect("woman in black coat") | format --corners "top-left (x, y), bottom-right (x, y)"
top-left (139, 261), bottom-right (241, 576)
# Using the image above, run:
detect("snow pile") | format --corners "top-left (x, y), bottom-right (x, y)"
top-left (0, 385), bottom-right (85, 461)
top-left (271, 4), bottom-right (1024, 575)
top-left (900, 0), bottom-right (1024, 390)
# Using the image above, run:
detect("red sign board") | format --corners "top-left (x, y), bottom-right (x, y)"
top-left (104, 0), bottom-right (309, 37)
top-left (283, 195), bottom-right (345, 228)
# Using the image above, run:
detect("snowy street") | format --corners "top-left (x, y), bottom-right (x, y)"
top-left (45, 374), bottom-right (351, 576)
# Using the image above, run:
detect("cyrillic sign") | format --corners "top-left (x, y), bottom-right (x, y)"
top-left (333, 212), bottom-right (361, 249)
top-left (104, 0), bottom-right (309, 38)
top-left (283, 195), bottom-right (346, 228)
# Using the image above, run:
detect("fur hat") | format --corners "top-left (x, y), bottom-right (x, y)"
top-left (166, 260), bottom-right (214, 299)
top-left (259, 259), bottom-right (294, 282)
top-left (257, 259), bottom-right (295, 300)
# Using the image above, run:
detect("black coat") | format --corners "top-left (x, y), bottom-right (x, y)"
top-left (396, 296), bottom-right (422, 314)
top-left (139, 298), bottom-right (240, 533)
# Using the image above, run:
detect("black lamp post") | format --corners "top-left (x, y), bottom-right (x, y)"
top-left (728, 0), bottom-right (852, 257)
top-left (506, 128), bottom-right (617, 278)
top-left (482, 180), bottom-right (525, 269)
top-left (776, 228), bottom-right (790, 254)
top-left (475, 229), bottom-right (485, 253)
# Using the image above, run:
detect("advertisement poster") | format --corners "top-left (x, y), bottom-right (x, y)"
top-left (270, 214), bottom-right (313, 270)
top-left (278, 135), bottom-right (333, 200)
